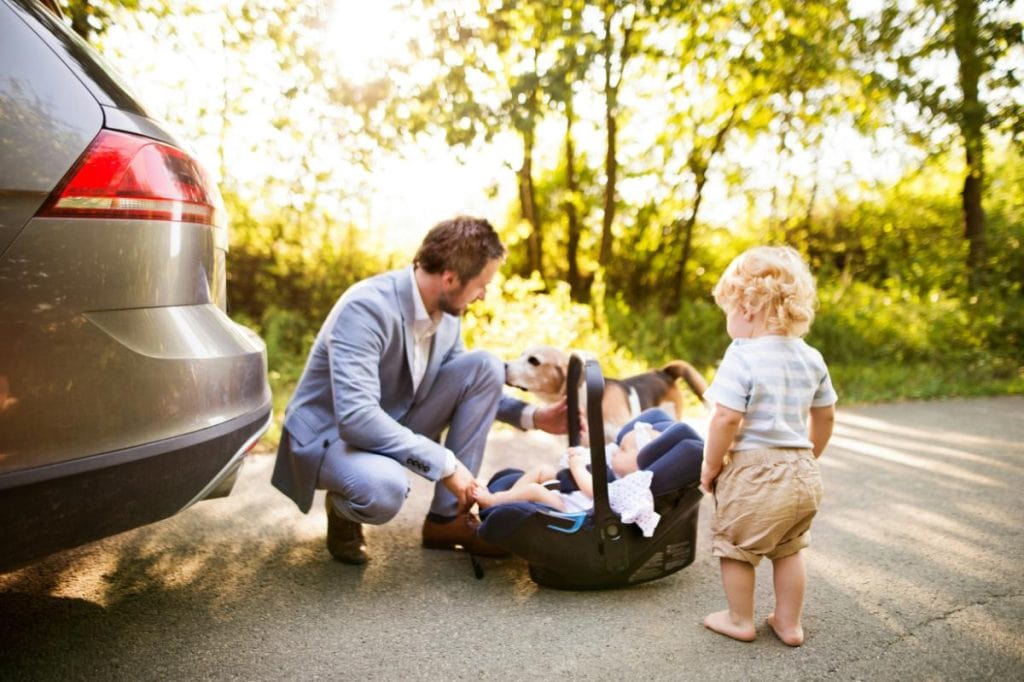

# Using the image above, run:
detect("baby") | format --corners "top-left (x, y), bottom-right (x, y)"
top-left (473, 408), bottom-right (705, 537)
top-left (471, 447), bottom-right (598, 513)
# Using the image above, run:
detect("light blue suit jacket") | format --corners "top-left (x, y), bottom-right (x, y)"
top-left (272, 267), bottom-right (525, 513)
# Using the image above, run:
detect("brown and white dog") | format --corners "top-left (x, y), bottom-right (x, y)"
top-left (504, 345), bottom-right (708, 442)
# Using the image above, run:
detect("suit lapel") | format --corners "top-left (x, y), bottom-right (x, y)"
top-left (394, 267), bottom-right (417, 381)
top-left (415, 314), bottom-right (457, 402)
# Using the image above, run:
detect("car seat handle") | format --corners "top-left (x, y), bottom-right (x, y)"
top-left (566, 354), bottom-right (624, 568)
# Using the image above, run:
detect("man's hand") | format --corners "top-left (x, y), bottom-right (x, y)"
top-left (442, 461), bottom-right (476, 513)
top-left (533, 397), bottom-right (586, 436)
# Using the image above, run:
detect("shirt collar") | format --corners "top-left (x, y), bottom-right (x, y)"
top-left (410, 267), bottom-right (441, 334)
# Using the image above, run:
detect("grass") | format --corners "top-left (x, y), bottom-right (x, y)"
top-left (830, 360), bottom-right (1024, 405)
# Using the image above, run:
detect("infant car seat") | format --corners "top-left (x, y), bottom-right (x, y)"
top-left (478, 353), bottom-right (703, 590)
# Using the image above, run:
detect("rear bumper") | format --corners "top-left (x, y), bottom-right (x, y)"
top-left (0, 302), bottom-right (271, 471)
top-left (0, 399), bottom-right (271, 573)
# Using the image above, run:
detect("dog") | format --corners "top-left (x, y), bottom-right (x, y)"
top-left (505, 345), bottom-right (708, 442)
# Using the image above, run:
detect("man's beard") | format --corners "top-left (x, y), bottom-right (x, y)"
top-left (437, 287), bottom-right (466, 316)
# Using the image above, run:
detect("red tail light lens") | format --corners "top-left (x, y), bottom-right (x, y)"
top-left (39, 129), bottom-right (225, 229)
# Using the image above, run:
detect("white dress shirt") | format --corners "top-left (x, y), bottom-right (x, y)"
top-left (409, 269), bottom-right (457, 477)
top-left (408, 268), bottom-right (537, 479)
top-left (409, 269), bottom-right (441, 393)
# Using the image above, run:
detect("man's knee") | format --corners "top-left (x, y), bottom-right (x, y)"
top-left (460, 350), bottom-right (504, 393)
top-left (336, 476), bottom-right (409, 525)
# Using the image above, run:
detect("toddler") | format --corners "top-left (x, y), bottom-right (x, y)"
top-left (700, 246), bottom-right (837, 646)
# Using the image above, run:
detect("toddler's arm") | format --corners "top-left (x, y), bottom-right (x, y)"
top-left (701, 403), bottom-right (743, 493)
top-left (809, 404), bottom-right (835, 458)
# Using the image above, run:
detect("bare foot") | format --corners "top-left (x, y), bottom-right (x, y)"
top-left (472, 483), bottom-right (498, 510)
top-left (767, 612), bottom-right (804, 646)
top-left (703, 610), bottom-right (756, 642)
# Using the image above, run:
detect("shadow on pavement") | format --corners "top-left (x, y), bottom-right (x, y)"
top-left (1, 398), bottom-right (1022, 679)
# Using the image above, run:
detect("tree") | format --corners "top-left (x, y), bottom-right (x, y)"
top-left (385, 0), bottom-right (576, 277)
top-left (57, 0), bottom-right (142, 41)
top-left (622, 0), bottom-right (864, 309)
top-left (862, 0), bottom-right (1023, 288)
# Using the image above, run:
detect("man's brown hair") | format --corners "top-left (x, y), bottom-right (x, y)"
top-left (413, 216), bottom-right (506, 282)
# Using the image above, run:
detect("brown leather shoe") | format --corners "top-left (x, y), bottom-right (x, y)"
top-left (326, 493), bottom-right (368, 565)
top-left (422, 513), bottom-right (510, 558)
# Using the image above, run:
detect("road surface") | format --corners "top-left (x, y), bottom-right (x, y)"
top-left (2, 397), bottom-right (1022, 680)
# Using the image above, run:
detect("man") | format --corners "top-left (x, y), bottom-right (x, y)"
top-left (272, 216), bottom-right (570, 564)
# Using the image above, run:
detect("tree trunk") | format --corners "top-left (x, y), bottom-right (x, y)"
top-left (564, 98), bottom-right (584, 300)
top-left (954, 0), bottom-right (986, 289)
top-left (600, 112), bottom-right (618, 267)
top-left (599, 19), bottom-right (618, 268)
top-left (517, 126), bottom-right (542, 277)
top-left (668, 109), bottom-right (738, 310)
top-left (666, 172), bottom-right (707, 312)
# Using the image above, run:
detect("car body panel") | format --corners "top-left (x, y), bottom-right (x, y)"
top-left (0, 0), bottom-right (273, 571)
top-left (0, 0), bottom-right (101, 256)
top-left (101, 106), bottom-right (180, 147)
top-left (6, 0), bottom-right (153, 116)
top-left (0, 297), bottom-right (270, 472)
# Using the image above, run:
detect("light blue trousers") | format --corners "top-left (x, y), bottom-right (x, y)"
top-left (317, 351), bottom-right (505, 524)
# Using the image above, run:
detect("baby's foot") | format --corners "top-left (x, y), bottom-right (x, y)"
top-left (703, 610), bottom-right (756, 642)
top-left (472, 483), bottom-right (497, 509)
top-left (766, 612), bottom-right (804, 647)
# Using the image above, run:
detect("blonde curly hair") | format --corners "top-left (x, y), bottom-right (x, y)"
top-left (712, 246), bottom-right (818, 337)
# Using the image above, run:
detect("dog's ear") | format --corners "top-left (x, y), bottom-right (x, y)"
top-left (553, 363), bottom-right (567, 394)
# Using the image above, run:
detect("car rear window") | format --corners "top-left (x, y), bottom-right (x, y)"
top-left (8, 0), bottom-right (151, 117)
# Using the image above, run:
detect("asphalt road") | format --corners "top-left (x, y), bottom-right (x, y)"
top-left (2, 397), bottom-right (1023, 681)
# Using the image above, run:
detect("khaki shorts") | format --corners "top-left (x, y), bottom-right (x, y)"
top-left (711, 448), bottom-right (823, 566)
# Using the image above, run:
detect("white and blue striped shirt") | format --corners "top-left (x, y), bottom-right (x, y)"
top-left (704, 336), bottom-right (837, 451)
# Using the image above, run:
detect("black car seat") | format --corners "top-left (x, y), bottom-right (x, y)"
top-left (477, 353), bottom-right (704, 590)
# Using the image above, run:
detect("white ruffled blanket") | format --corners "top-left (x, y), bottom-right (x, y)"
top-left (608, 470), bottom-right (660, 537)
top-left (556, 445), bottom-right (661, 537)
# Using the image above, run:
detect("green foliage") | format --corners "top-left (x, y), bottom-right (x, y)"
top-left (803, 154), bottom-right (967, 293)
top-left (57, 0), bottom-right (143, 40)
top-left (830, 361), bottom-right (1024, 404)
top-left (461, 273), bottom-right (649, 379)
top-left (225, 191), bottom-right (386, 330)
top-left (602, 247), bottom-right (1024, 405)
top-left (604, 297), bottom-right (727, 370)
top-left (812, 283), bottom-right (982, 365)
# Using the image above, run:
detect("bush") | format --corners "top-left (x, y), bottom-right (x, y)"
top-left (810, 282), bottom-right (983, 364)
top-left (462, 273), bottom-right (650, 379)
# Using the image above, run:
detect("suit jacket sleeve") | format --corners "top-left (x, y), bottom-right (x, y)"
top-left (328, 296), bottom-right (450, 480)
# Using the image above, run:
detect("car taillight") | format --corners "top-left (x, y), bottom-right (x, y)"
top-left (39, 129), bottom-right (226, 231)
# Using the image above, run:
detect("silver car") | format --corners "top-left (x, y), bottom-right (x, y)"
top-left (0, 0), bottom-right (272, 571)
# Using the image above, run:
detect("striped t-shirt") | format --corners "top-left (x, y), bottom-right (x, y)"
top-left (704, 335), bottom-right (837, 451)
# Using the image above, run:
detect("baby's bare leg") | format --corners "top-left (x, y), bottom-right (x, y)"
top-left (520, 464), bottom-right (559, 484)
top-left (767, 551), bottom-right (807, 646)
top-left (704, 557), bottom-right (757, 642)
top-left (475, 465), bottom-right (563, 510)
top-left (477, 482), bottom-right (565, 511)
